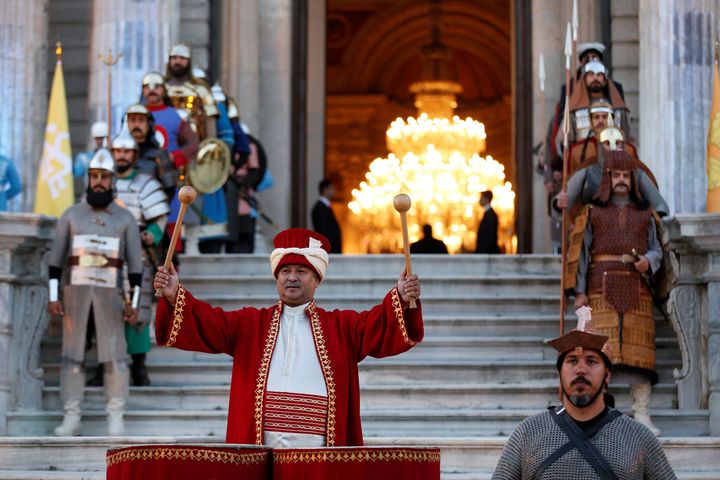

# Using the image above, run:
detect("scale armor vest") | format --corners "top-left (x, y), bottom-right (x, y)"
top-left (115, 172), bottom-right (169, 227)
top-left (588, 204), bottom-right (651, 298)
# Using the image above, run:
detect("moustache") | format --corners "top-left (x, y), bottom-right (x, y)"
top-left (131, 127), bottom-right (144, 134)
top-left (571, 376), bottom-right (591, 387)
top-left (285, 282), bottom-right (301, 289)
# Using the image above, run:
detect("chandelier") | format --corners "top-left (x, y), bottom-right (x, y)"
top-left (348, 39), bottom-right (516, 254)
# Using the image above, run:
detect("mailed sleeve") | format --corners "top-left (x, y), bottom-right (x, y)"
top-left (124, 215), bottom-right (144, 276)
top-left (155, 284), bottom-right (250, 356)
top-left (48, 210), bottom-right (71, 268)
top-left (348, 287), bottom-right (424, 361)
top-left (490, 422), bottom-right (526, 480)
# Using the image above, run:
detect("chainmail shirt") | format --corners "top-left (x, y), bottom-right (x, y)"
top-left (491, 408), bottom-right (676, 480)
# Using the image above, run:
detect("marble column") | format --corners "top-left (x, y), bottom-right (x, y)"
top-left (0, 214), bottom-right (55, 434)
top-left (255, 0), bottom-right (293, 232)
top-left (87, 0), bottom-right (180, 137)
top-left (639, 0), bottom-right (719, 214)
top-left (220, 0), bottom-right (260, 135)
top-left (0, 0), bottom-right (49, 212)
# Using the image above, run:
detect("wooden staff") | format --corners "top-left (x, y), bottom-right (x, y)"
top-left (393, 193), bottom-right (416, 309)
top-left (98, 48), bottom-right (123, 144)
top-left (559, 23), bottom-right (572, 335)
top-left (155, 186), bottom-right (197, 297)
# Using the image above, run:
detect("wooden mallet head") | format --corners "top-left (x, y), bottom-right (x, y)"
top-left (393, 193), bottom-right (411, 213)
top-left (178, 185), bottom-right (197, 205)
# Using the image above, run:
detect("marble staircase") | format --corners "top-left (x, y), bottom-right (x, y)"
top-left (1, 254), bottom-right (717, 478)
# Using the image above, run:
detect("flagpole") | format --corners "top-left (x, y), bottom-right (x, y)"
top-left (560, 23), bottom-right (572, 335)
top-left (98, 49), bottom-right (123, 145)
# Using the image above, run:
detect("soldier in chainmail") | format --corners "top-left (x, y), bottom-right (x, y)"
top-left (491, 309), bottom-right (676, 479)
top-left (47, 149), bottom-right (143, 436)
top-left (111, 125), bottom-right (170, 386)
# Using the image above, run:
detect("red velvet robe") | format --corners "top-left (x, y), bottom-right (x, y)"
top-left (156, 284), bottom-right (424, 446)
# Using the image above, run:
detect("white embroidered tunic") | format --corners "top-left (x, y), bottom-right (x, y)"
top-left (264, 302), bottom-right (328, 446)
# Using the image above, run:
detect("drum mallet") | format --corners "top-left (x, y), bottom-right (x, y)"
top-left (155, 185), bottom-right (197, 297)
top-left (393, 193), bottom-right (417, 309)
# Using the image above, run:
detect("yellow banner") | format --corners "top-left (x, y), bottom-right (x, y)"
top-left (707, 58), bottom-right (720, 212)
top-left (34, 58), bottom-right (74, 217)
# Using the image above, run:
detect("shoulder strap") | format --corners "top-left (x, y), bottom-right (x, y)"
top-left (532, 408), bottom-right (620, 479)
top-left (536, 408), bottom-right (621, 480)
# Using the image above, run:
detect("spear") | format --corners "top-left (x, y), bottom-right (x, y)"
top-left (571, 0), bottom-right (579, 91)
top-left (560, 22), bottom-right (572, 335)
top-left (98, 49), bottom-right (123, 144)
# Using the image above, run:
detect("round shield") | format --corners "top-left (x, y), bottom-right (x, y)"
top-left (188, 138), bottom-right (231, 193)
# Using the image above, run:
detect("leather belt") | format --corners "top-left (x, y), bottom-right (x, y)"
top-left (592, 254), bottom-right (636, 264)
top-left (69, 255), bottom-right (123, 269)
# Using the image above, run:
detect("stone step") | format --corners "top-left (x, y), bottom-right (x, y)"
top-left (4, 408), bottom-right (710, 438)
top-left (41, 382), bottom-right (681, 412)
top-left (180, 274), bottom-right (560, 297)
top-left (195, 293), bottom-right (569, 314)
top-left (41, 358), bottom-right (682, 387)
top-left (1, 436), bottom-right (716, 477)
top-left (177, 254), bottom-right (562, 277)
top-left (40, 335), bottom-right (682, 373)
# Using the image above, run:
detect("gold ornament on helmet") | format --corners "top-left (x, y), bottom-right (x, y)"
top-left (188, 138), bottom-right (231, 194)
top-left (598, 115), bottom-right (624, 151)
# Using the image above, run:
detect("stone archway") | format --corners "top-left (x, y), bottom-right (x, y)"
top-left (325, 0), bottom-right (512, 253)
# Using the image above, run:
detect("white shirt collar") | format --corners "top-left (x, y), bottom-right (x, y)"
top-left (319, 197), bottom-right (331, 207)
top-left (484, 204), bottom-right (492, 212)
top-left (283, 301), bottom-right (311, 316)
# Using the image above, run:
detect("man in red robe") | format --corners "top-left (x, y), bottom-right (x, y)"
top-left (153, 228), bottom-right (423, 447)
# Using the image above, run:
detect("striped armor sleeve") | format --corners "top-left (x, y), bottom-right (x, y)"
top-left (137, 174), bottom-right (170, 222)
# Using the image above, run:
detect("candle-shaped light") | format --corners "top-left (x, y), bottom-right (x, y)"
top-left (564, 23), bottom-right (572, 69)
top-left (572, 0), bottom-right (578, 41)
top-left (539, 54), bottom-right (545, 93)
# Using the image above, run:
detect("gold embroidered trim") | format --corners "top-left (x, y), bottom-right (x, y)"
top-left (253, 301), bottom-right (282, 444)
top-left (391, 287), bottom-right (417, 346)
top-left (166, 284), bottom-right (187, 347)
top-left (308, 302), bottom-right (337, 446)
top-left (273, 448), bottom-right (440, 464)
top-left (106, 447), bottom-right (268, 467)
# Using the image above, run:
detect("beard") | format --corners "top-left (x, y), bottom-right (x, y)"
top-left (115, 162), bottom-right (132, 174)
top-left (587, 83), bottom-right (604, 93)
top-left (170, 64), bottom-right (189, 79)
top-left (86, 187), bottom-right (114, 208)
top-left (563, 376), bottom-right (604, 408)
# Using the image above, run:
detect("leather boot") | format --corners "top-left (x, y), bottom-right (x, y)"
top-left (54, 366), bottom-right (84, 436)
top-left (105, 366), bottom-right (130, 436)
top-left (131, 353), bottom-right (151, 386)
top-left (630, 382), bottom-right (661, 436)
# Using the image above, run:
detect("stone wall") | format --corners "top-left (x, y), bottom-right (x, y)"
top-left (610, 0), bottom-right (640, 144)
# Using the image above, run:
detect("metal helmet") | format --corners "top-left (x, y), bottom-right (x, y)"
top-left (142, 71), bottom-right (167, 91)
top-left (193, 67), bottom-right (207, 80)
top-left (577, 42), bottom-right (605, 61)
top-left (589, 98), bottom-right (613, 115)
top-left (584, 60), bottom-right (607, 76)
top-left (598, 115), bottom-right (625, 151)
top-left (169, 43), bottom-right (191, 59)
top-left (88, 148), bottom-right (115, 173)
top-left (126, 103), bottom-right (151, 118)
top-left (111, 123), bottom-right (138, 150)
top-left (211, 82), bottom-right (226, 103)
top-left (227, 98), bottom-right (240, 120)
top-left (90, 121), bottom-right (109, 139)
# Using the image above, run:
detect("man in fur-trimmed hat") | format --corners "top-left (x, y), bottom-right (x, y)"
top-left (153, 228), bottom-right (423, 447)
top-left (566, 151), bottom-right (665, 437)
top-left (492, 308), bottom-right (675, 479)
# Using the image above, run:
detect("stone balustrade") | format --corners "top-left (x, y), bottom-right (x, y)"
top-left (0, 213), bottom-right (55, 435)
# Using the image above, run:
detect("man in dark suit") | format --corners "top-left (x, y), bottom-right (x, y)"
top-left (311, 178), bottom-right (342, 253)
top-left (411, 224), bottom-right (448, 254)
top-left (475, 190), bottom-right (500, 254)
